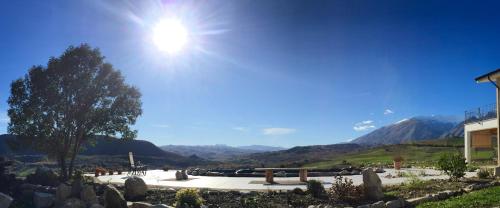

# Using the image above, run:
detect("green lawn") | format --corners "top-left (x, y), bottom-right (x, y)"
top-left (304, 143), bottom-right (464, 168)
top-left (417, 186), bottom-right (500, 208)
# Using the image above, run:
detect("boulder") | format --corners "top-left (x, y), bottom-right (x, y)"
top-left (361, 168), bottom-right (384, 200)
top-left (0, 192), bottom-right (13, 208)
top-left (61, 198), bottom-right (86, 208)
top-left (104, 185), bottom-right (127, 208)
top-left (371, 201), bottom-right (385, 208)
top-left (181, 170), bottom-right (188, 180)
top-left (80, 185), bottom-right (98, 205)
top-left (90, 204), bottom-right (105, 208)
top-left (124, 176), bottom-right (148, 201)
top-left (130, 202), bottom-right (153, 208)
top-left (385, 199), bottom-right (404, 208)
top-left (175, 171), bottom-right (183, 180)
top-left (33, 192), bottom-right (55, 208)
top-left (26, 167), bottom-right (59, 186)
top-left (55, 183), bottom-right (72, 206)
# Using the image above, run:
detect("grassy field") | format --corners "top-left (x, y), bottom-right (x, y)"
top-left (304, 138), bottom-right (468, 168)
top-left (417, 186), bottom-right (500, 208)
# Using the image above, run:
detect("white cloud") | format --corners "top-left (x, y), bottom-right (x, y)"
top-left (384, 109), bottom-right (394, 115)
top-left (232, 126), bottom-right (248, 132)
top-left (353, 120), bottom-right (375, 131)
top-left (152, 124), bottom-right (169, 128)
top-left (262, 127), bottom-right (296, 135)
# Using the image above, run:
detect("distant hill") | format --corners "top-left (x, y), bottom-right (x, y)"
top-left (351, 116), bottom-right (459, 145)
top-left (160, 144), bottom-right (284, 161)
top-left (0, 134), bottom-right (208, 167)
top-left (228, 143), bottom-right (364, 167)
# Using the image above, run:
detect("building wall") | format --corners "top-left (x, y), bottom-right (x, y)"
top-left (464, 118), bottom-right (498, 163)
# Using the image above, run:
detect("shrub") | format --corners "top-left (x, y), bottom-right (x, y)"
top-left (292, 187), bottom-right (305, 195)
top-left (175, 188), bottom-right (203, 208)
top-left (327, 175), bottom-right (363, 203)
top-left (467, 165), bottom-right (479, 172)
top-left (405, 174), bottom-right (426, 190)
top-left (437, 153), bottom-right (467, 181)
top-left (477, 168), bottom-right (491, 179)
top-left (306, 180), bottom-right (325, 198)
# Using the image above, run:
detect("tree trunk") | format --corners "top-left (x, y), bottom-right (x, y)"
top-left (59, 156), bottom-right (68, 181)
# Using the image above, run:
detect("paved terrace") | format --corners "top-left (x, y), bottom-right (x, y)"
top-left (89, 169), bottom-right (477, 191)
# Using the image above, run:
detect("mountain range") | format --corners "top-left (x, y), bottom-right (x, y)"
top-left (351, 116), bottom-right (463, 145)
top-left (160, 144), bottom-right (285, 161)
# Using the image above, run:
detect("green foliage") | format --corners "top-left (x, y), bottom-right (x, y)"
top-left (406, 174), bottom-right (426, 190)
top-left (307, 180), bottom-right (325, 198)
top-left (7, 44), bottom-right (142, 180)
top-left (466, 164), bottom-right (479, 172)
top-left (477, 168), bottom-right (491, 179)
top-left (417, 186), bottom-right (500, 208)
top-left (437, 153), bottom-right (466, 181)
top-left (175, 188), bottom-right (203, 208)
top-left (292, 187), bottom-right (305, 195)
top-left (327, 175), bottom-right (363, 203)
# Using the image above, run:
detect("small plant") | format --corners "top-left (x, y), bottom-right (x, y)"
top-left (477, 168), bottom-right (491, 179)
top-left (467, 165), bottom-right (479, 172)
top-left (306, 180), bottom-right (325, 198)
top-left (406, 174), bottom-right (425, 190)
top-left (292, 187), bottom-right (305, 195)
top-left (437, 153), bottom-right (467, 181)
top-left (175, 188), bottom-right (203, 208)
top-left (393, 155), bottom-right (404, 162)
top-left (327, 175), bottom-right (363, 203)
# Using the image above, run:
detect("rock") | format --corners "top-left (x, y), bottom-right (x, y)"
top-left (71, 178), bottom-right (83, 197)
top-left (362, 168), bottom-right (384, 200)
top-left (33, 192), bottom-right (55, 208)
top-left (80, 185), bottom-right (98, 205)
top-left (130, 202), bottom-right (153, 208)
top-left (351, 170), bottom-right (360, 175)
top-left (374, 168), bottom-right (385, 173)
top-left (372, 200), bottom-right (385, 208)
top-left (61, 198), bottom-right (86, 208)
top-left (124, 176), bottom-right (148, 201)
top-left (385, 199), bottom-right (403, 208)
top-left (90, 204), bottom-right (105, 208)
top-left (26, 167), bottom-right (59, 186)
top-left (104, 185), bottom-right (127, 208)
top-left (55, 183), bottom-right (72, 206)
top-left (356, 205), bottom-right (370, 208)
top-left (20, 183), bottom-right (40, 197)
top-left (494, 166), bottom-right (500, 177)
top-left (0, 192), bottom-right (13, 208)
top-left (175, 171), bottom-right (183, 180)
top-left (181, 170), bottom-right (188, 180)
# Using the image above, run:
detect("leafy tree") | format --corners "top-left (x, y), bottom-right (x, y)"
top-left (437, 152), bottom-right (466, 181)
top-left (7, 44), bottom-right (142, 180)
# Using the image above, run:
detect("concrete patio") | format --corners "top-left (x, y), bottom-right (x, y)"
top-left (89, 168), bottom-right (477, 191)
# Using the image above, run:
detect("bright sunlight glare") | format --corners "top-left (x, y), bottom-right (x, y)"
top-left (153, 19), bottom-right (189, 54)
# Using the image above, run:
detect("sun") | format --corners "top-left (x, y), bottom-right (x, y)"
top-left (153, 19), bottom-right (189, 54)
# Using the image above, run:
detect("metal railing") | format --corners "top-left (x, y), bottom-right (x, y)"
top-left (465, 103), bottom-right (497, 124)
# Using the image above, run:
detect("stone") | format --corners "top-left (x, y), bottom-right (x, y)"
top-left (26, 167), bottom-right (59, 186)
top-left (361, 168), bottom-right (384, 200)
top-left (130, 202), bottom-right (153, 208)
top-left (385, 199), bottom-right (403, 208)
top-left (55, 183), bottom-right (72, 206)
top-left (61, 198), bottom-right (86, 208)
top-left (90, 204), bottom-right (105, 208)
top-left (33, 192), bottom-right (55, 208)
top-left (80, 185), bottom-right (98, 205)
top-left (374, 168), bottom-right (385, 173)
top-left (71, 178), bottom-right (83, 197)
top-left (20, 183), bottom-right (40, 197)
top-left (125, 176), bottom-right (148, 201)
top-left (104, 185), bottom-right (127, 208)
top-left (351, 170), bottom-right (360, 175)
top-left (339, 170), bottom-right (350, 175)
top-left (181, 170), bottom-right (188, 180)
top-left (0, 192), bottom-right (13, 208)
top-left (372, 200), bottom-right (385, 208)
top-left (356, 205), bottom-right (370, 208)
top-left (175, 171), bottom-right (183, 180)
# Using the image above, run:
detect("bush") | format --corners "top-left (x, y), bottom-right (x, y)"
top-left (306, 180), bottom-right (325, 198)
top-left (477, 168), bottom-right (491, 179)
top-left (327, 175), bottom-right (363, 203)
top-left (467, 165), bottom-right (479, 172)
top-left (292, 187), bottom-right (305, 195)
top-left (175, 188), bottom-right (203, 208)
top-left (437, 153), bottom-right (467, 181)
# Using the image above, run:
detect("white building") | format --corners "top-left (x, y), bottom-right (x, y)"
top-left (464, 69), bottom-right (500, 175)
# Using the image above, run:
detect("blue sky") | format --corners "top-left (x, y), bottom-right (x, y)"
top-left (1, 0), bottom-right (500, 147)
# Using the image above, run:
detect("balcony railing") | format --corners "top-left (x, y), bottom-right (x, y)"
top-left (465, 103), bottom-right (497, 124)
